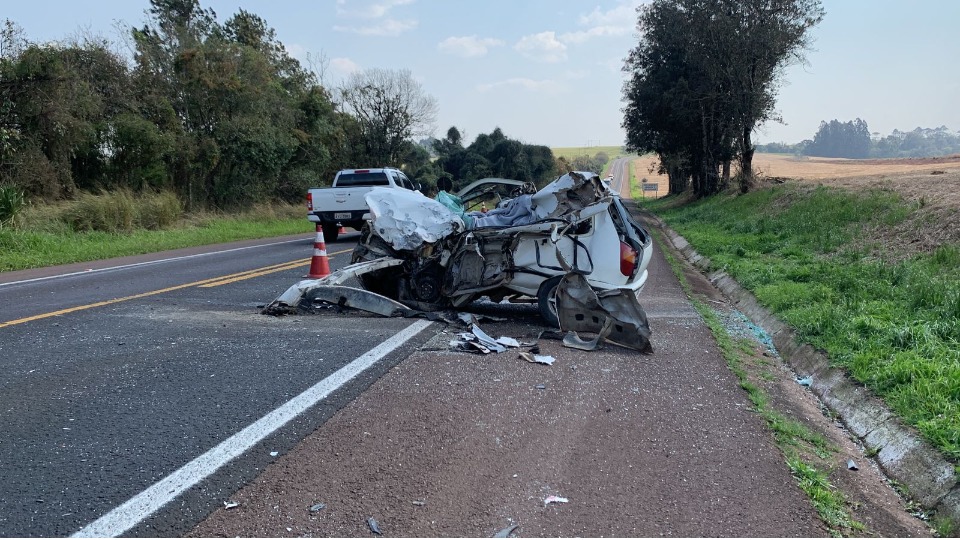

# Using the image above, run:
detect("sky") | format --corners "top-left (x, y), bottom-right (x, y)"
top-left (4, 0), bottom-right (959, 148)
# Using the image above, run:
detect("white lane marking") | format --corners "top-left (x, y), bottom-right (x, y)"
top-left (0, 237), bottom-right (310, 288)
top-left (71, 319), bottom-right (433, 538)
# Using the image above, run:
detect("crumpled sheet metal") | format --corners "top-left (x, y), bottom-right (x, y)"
top-left (262, 258), bottom-right (404, 314)
top-left (367, 187), bottom-right (465, 251)
top-left (532, 171), bottom-right (608, 220)
top-left (303, 285), bottom-right (414, 317)
top-left (555, 273), bottom-right (653, 353)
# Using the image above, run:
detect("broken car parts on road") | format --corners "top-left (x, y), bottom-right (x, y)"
top-left (264, 172), bottom-right (654, 353)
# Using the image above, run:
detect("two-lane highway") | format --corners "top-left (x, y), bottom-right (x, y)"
top-left (0, 232), bottom-right (434, 537)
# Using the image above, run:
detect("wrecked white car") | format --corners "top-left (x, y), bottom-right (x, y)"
top-left (265, 171), bottom-right (655, 352)
top-left (351, 171), bottom-right (654, 348)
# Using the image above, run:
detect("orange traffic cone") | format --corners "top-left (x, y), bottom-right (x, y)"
top-left (305, 224), bottom-right (331, 278)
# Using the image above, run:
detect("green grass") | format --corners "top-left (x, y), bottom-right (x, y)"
top-left (0, 205), bottom-right (312, 272)
top-left (787, 458), bottom-right (865, 534)
top-left (654, 229), bottom-right (863, 535)
top-left (642, 185), bottom-right (960, 463)
top-left (550, 145), bottom-right (629, 161)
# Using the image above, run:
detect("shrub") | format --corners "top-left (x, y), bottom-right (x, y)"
top-left (136, 190), bottom-right (183, 230)
top-left (63, 190), bottom-right (136, 232)
top-left (0, 186), bottom-right (26, 228)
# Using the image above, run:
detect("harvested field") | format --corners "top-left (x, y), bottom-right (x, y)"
top-left (635, 152), bottom-right (960, 256)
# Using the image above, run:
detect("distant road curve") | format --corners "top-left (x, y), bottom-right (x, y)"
top-left (608, 156), bottom-right (633, 199)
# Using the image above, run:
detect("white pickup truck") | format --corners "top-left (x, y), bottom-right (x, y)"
top-left (307, 167), bottom-right (419, 242)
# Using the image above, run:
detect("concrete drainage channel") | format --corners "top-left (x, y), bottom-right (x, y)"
top-left (645, 213), bottom-right (960, 530)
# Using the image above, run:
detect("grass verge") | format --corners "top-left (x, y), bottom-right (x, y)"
top-left (0, 201), bottom-right (312, 272)
top-left (640, 184), bottom-right (960, 463)
top-left (653, 226), bottom-right (866, 536)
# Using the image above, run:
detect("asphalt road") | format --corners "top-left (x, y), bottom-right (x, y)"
top-left (0, 231), bottom-right (436, 537)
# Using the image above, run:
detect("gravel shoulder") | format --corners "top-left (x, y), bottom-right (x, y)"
top-left (187, 211), bottom-right (930, 537)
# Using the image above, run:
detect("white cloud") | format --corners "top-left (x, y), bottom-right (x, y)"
top-left (514, 31), bottom-right (567, 63)
top-left (438, 35), bottom-right (504, 58)
top-left (561, 1), bottom-right (640, 44)
top-left (336, 0), bottom-right (414, 19)
top-left (333, 19), bottom-right (418, 36)
top-left (563, 69), bottom-right (590, 80)
top-left (477, 78), bottom-right (556, 93)
top-left (330, 57), bottom-right (362, 76)
top-left (285, 43), bottom-right (309, 64)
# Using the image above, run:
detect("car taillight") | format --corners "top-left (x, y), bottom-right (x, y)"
top-left (620, 241), bottom-right (638, 277)
top-left (306, 192), bottom-right (313, 210)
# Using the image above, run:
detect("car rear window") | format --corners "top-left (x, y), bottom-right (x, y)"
top-left (335, 172), bottom-right (390, 187)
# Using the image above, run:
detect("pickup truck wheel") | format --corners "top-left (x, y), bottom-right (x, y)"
top-left (537, 276), bottom-right (563, 328)
top-left (321, 224), bottom-right (339, 243)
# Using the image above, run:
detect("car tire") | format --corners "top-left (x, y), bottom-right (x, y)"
top-left (322, 223), bottom-right (339, 243)
top-left (537, 276), bottom-right (563, 328)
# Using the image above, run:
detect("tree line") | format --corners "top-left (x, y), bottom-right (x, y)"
top-left (0, 0), bottom-right (563, 212)
top-left (621, 0), bottom-right (824, 197)
top-left (757, 120), bottom-right (960, 159)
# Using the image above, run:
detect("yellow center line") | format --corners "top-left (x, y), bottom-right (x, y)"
top-left (198, 248), bottom-right (353, 287)
top-left (198, 259), bottom-right (311, 287)
top-left (0, 248), bottom-right (355, 328)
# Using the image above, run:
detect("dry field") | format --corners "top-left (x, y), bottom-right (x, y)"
top-left (632, 152), bottom-right (960, 252)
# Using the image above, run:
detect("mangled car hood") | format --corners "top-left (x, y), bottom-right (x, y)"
top-left (366, 187), bottom-right (465, 251)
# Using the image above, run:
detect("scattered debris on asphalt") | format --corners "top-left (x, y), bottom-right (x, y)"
top-left (544, 495), bottom-right (569, 505)
top-left (796, 376), bottom-right (813, 387)
top-left (367, 517), bottom-right (382, 535)
top-left (308, 503), bottom-right (326, 513)
top-left (449, 324), bottom-right (528, 354)
top-left (493, 524), bottom-right (519, 538)
top-left (223, 501), bottom-right (239, 510)
top-left (519, 352), bottom-right (556, 366)
top-left (496, 336), bottom-right (520, 348)
top-left (269, 451), bottom-right (279, 457)
top-left (847, 459), bottom-right (859, 471)
top-left (412, 500), bottom-right (426, 506)
top-left (535, 384), bottom-right (546, 390)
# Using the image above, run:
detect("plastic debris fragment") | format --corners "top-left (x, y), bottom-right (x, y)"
top-left (367, 517), bottom-right (382, 535)
top-left (472, 324), bottom-right (507, 353)
top-left (493, 524), bottom-right (519, 538)
top-left (496, 336), bottom-right (520, 348)
top-left (519, 352), bottom-right (555, 366)
top-left (270, 451), bottom-right (279, 457)
top-left (847, 459), bottom-right (859, 471)
top-left (796, 376), bottom-right (813, 387)
top-left (223, 501), bottom-right (239, 509)
top-left (309, 503), bottom-right (326, 513)
top-left (544, 495), bottom-right (569, 505)
top-left (535, 384), bottom-right (546, 390)
top-left (412, 500), bottom-right (426, 506)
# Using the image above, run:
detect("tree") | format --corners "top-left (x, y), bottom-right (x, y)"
top-left (432, 126), bottom-right (556, 188)
top-left (622, 0), bottom-right (823, 197)
top-left (806, 118), bottom-right (870, 158)
top-left (338, 68), bottom-right (437, 166)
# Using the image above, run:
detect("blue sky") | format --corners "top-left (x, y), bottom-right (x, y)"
top-left (4, 0), bottom-right (959, 148)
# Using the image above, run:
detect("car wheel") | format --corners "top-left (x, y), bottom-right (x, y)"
top-left (322, 223), bottom-right (339, 243)
top-left (537, 276), bottom-right (563, 328)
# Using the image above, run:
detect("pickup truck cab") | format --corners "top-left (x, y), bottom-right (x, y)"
top-left (307, 167), bottom-right (418, 242)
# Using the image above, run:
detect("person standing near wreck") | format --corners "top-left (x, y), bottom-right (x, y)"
top-left (436, 176), bottom-right (454, 195)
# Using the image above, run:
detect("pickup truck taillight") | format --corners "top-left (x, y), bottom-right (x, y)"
top-left (306, 192), bottom-right (313, 211)
top-left (620, 241), bottom-right (638, 277)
